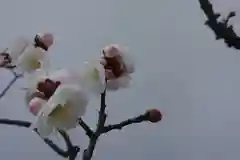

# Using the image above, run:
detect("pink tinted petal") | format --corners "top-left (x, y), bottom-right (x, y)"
top-left (103, 45), bottom-right (121, 58)
top-left (115, 75), bottom-right (131, 88)
top-left (121, 54), bottom-right (135, 73)
top-left (106, 79), bottom-right (120, 91)
top-left (105, 70), bottom-right (115, 80)
top-left (29, 97), bottom-right (46, 116)
top-left (106, 74), bottom-right (131, 91)
top-left (39, 33), bottom-right (54, 48)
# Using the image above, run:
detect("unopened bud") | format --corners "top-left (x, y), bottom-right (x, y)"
top-left (146, 109), bottom-right (162, 123)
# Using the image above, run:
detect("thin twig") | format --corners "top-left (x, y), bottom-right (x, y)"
top-left (0, 118), bottom-right (69, 157)
top-left (0, 71), bottom-right (22, 98)
top-left (58, 130), bottom-right (80, 159)
top-left (102, 114), bottom-right (148, 133)
top-left (82, 90), bottom-right (107, 160)
top-left (78, 118), bottom-right (94, 138)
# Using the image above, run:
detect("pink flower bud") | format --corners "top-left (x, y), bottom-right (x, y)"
top-left (38, 33), bottom-right (54, 48)
top-left (146, 109), bottom-right (162, 123)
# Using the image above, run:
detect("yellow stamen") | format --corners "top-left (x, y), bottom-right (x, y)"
top-left (48, 103), bottom-right (73, 123)
top-left (29, 58), bottom-right (41, 69)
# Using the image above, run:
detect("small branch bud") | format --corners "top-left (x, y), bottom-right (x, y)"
top-left (145, 109), bottom-right (162, 123)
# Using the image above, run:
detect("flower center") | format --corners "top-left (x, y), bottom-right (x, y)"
top-left (37, 79), bottom-right (61, 99)
top-left (28, 57), bottom-right (41, 69)
top-left (48, 103), bottom-right (74, 124)
top-left (104, 56), bottom-right (125, 78)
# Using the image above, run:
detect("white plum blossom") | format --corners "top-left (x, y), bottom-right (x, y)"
top-left (101, 44), bottom-right (135, 91)
top-left (24, 61), bottom-right (105, 138)
top-left (1, 33), bottom-right (54, 73)
top-left (31, 83), bottom-right (89, 138)
top-left (27, 60), bottom-right (106, 96)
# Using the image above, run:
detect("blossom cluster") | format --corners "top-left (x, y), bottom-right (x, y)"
top-left (0, 33), bottom-right (136, 138)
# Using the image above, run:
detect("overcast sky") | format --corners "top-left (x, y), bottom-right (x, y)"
top-left (0, 0), bottom-right (240, 160)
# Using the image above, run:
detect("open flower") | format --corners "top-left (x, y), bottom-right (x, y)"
top-left (101, 44), bottom-right (135, 91)
top-left (28, 61), bottom-right (106, 96)
top-left (1, 33), bottom-right (54, 73)
top-left (31, 84), bottom-right (89, 138)
top-left (25, 62), bottom-right (105, 137)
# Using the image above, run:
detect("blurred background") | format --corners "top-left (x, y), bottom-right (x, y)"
top-left (0, 0), bottom-right (240, 159)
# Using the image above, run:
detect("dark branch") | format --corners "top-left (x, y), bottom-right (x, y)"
top-left (0, 118), bottom-right (79, 159)
top-left (102, 114), bottom-right (148, 133)
top-left (58, 130), bottom-right (80, 160)
top-left (82, 90), bottom-right (107, 160)
top-left (78, 118), bottom-right (94, 138)
top-left (198, 0), bottom-right (240, 49)
top-left (0, 73), bottom-right (22, 98)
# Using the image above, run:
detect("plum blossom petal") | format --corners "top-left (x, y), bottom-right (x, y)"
top-left (15, 47), bottom-right (46, 73)
top-left (8, 37), bottom-right (30, 65)
top-left (3, 33), bottom-right (53, 73)
top-left (101, 44), bottom-right (135, 91)
top-left (28, 97), bottom-right (47, 116)
top-left (79, 60), bottom-right (106, 95)
top-left (106, 74), bottom-right (131, 90)
top-left (36, 33), bottom-right (54, 49)
top-left (31, 84), bottom-right (89, 138)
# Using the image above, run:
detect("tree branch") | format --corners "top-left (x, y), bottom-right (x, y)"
top-left (0, 118), bottom-right (80, 158)
top-left (78, 118), bottom-right (94, 138)
top-left (198, 0), bottom-right (240, 49)
top-left (102, 114), bottom-right (148, 133)
top-left (82, 90), bottom-right (107, 160)
top-left (0, 72), bottom-right (22, 98)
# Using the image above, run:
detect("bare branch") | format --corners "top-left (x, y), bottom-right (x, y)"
top-left (58, 130), bottom-right (80, 160)
top-left (0, 70), bottom-right (22, 98)
top-left (78, 118), bottom-right (94, 138)
top-left (82, 90), bottom-right (107, 160)
top-left (0, 118), bottom-right (69, 157)
top-left (0, 118), bottom-right (81, 159)
top-left (102, 114), bottom-right (148, 133)
top-left (198, 0), bottom-right (240, 49)
top-left (0, 69), bottom-right (80, 159)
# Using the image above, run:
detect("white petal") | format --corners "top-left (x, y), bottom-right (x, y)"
top-left (31, 112), bottom-right (54, 138)
top-left (121, 52), bottom-right (135, 74)
top-left (48, 68), bottom-right (80, 85)
top-left (9, 37), bottom-right (30, 64)
top-left (105, 80), bottom-right (119, 91)
top-left (15, 47), bottom-right (46, 73)
top-left (42, 84), bottom-right (88, 117)
top-left (106, 74), bottom-right (131, 91)
top-left (34, 84), bottom-right (88, 135)
top-left (24, 70), bottom-right (48, 92)
top-left (80, 61), bottom-right (106, 95)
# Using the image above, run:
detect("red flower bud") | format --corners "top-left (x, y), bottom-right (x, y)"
top-left (146, 109), bottom-right (162, 123)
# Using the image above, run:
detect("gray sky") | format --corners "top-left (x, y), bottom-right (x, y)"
top-left (0, 0), bottom-right (240, 159)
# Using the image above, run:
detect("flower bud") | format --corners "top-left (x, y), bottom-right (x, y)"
top-left (146, 109), bottom-right (162, 123)
top-left (38, 33), bottom-right (54, 48)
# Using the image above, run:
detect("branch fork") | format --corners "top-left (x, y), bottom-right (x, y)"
top-left (0, 68), bottom-right (162, 160)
